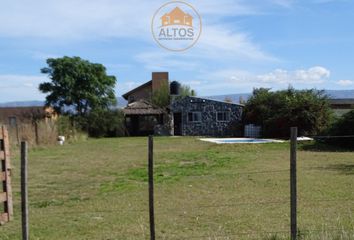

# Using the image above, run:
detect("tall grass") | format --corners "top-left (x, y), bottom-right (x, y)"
top-left (5, 116), bottom-right (88, 149)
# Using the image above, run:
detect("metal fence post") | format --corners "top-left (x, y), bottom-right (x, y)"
top-left (21, 141), bottom-right (29, 240)
top-left (290, 127), bottom-right (297, 240)
top-left (148, 135), bottom-right (155, 240)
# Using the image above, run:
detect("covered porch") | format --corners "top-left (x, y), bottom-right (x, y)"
top-left (123, 100), bottom-right (166, 136)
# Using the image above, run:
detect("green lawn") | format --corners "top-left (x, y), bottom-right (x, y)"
top-left (1, 137), bottom-right (353, 239)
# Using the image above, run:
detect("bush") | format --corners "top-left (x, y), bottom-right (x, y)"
top-left (318, 110), bottom-right (354, 148)
top-left (151, 82), bottom-right (170, 108)
top-left (86, 109), bottom-right (126, 138)
top-left (57, 115), bottom-right (88, 142)
top-left (329, 110), bottom-right (354, 135)
top-left (244, 87), bottom-right (333, 138)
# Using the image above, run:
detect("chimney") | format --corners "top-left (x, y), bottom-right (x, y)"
top-left (152, 72), bottom-right (169, 92)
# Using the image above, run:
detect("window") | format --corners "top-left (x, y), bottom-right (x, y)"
top-left (188, 112), bottom-right (202, 122)
top-left (217, 112), bottom-right (230, 122)
top-left (165, 16), bottom-right (170, 25)
top-left (8, 116), bottom-right (17, 127)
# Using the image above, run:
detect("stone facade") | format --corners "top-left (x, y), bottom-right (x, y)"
top-left (171, 96), bottom-right (243, 136)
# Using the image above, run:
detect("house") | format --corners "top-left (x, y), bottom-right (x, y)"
top-left (171, 96), bottom-right (243, 136)
top-left (123, 100), bottom-right (166, 136)
top-left (161, 7), bottom-right (193, 27)
top-left (122, 72), bottom-right (168, 103)
top-left (328, 98), bottom-right (354, 116)
top-left (122, 72), bottom-right (169, 136)
top-left (0, 106), bottom-right (57, 127)
top-left (122, 72), bottom-right (244, 136)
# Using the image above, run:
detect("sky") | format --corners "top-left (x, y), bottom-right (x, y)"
top-left (0, 0), bottom-right (354, 102)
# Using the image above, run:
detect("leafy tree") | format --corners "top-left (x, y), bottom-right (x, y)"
top-left (87, 109), bottom-right (126, 137)
top-left (318, 110), bottom-right (354, 148)
top-left (329, 110), bottom-right (354, 135)
top-left (151, 82), bottom-right (197, 107)
top-left (39, 56), bottom-right (117, 117)
top-left (244, 87), bottom-right (333, 138)
top-left (151, 82), bottom-right (170, 108)
top-left (180, 84), bottom-right (196, 97)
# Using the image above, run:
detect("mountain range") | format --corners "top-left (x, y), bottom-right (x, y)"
top-left (1, 89), bottom-right (354, 108)
top-left (205, 89), bottom-right (354, 103)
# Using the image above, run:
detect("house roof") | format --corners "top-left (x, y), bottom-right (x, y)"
top-left (329, 98), bottom-right (354, 105)
top-left (169, 7), bottom-right (187, 16)
top-left (189, 96), bottom-right (245, 107)
top-left (161, 7), bottom-right (193, 19)
top-left (122, 80), bottom-right (152, 100)
top-left (123, 100), bottom-right (165, 115)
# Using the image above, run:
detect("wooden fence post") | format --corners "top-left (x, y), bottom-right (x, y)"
top-left (148, 135), bottom-right (155, 240)
top-left (21, 141), bottom-right (29, 240)
top-left (0, 126), bottom-right (13, 225)
top-left (290, 127), bottom-right (298, 240)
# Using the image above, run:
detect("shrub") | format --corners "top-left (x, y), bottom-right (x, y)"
top-left (151, 82), bottom-right (170, 108)
top-left (57, 115), bottom-right (88, 142)
top-left (318, 110), bottom-right (354, 148)
top-left (86, 109), bottom-right (126, 138)
top-left (329, 110), bottom-right (354, 135)
top-left (244, 87), bottom-right (333, 138)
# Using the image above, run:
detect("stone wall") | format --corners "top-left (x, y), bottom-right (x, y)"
top-left (171, 96), bottom-right (243, 136)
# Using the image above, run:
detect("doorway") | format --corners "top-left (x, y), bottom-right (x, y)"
top-left (173, 113), bottom-right (182, 135)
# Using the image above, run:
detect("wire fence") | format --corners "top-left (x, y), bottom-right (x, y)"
top-left (6, 129), bottom-right (354, 240)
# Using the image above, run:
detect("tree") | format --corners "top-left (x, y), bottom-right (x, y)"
top-left (87, 109), bottom-right (126, 137)
top-left (151, 82), bottom-right (197, 107)
top-left (329, 110), bottom-right (354, 136)
top-left (244, 87), bottom-right (333, 138)
top-left (317, 110), bottom-right (354, 148)
top-left (39, 56), bottom-right (117, 117)
top-left (21, 108), bottom-right (46, 145)
top-left (179, 84), bottom-right (196, 97)
top-left (151, 82), bottom-right (170, 108)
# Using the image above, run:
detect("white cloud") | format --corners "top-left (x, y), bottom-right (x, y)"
top-left (135, 52), bottom-right (202, 71)
top-left (0, 0), bottom-right (276, 77)
top-left (195, 66), bottom-right (332, 95)
top-left (0, 75), bottom-right (47, 102)
top-left (197, 25), bottom-right (276, 61)
top-left (336, 80), bottom-right (354, 86)
top-left (0, 0), bottom-right (259, 40)
top-left (135, 24), bottom-right (276, 71)
top-left (0, 74), bottom-right (47, 88)
top-left (0, 0), bottom-right (154, 40)
top-left (195, 0), bottom-right (258, 16)
top-left (257, 66), bottom-right (330, 84)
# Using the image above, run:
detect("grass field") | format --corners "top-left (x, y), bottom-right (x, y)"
top-left (1, 137), bottom-right (353, 239)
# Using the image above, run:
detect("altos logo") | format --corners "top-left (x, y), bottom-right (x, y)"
top-left (151, 1), bottom-right (202, 51)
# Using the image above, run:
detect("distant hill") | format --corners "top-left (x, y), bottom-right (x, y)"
top-left (117, 97), bottom-right (127, 108)
top-left (204, 93), bottom-right (251, 104)
top-left (0, 101), bottom-right (45, 107)
top-left (205, 89), bottom-right (354, 104)
top-left (0, 98), bottom-right (128, 108)
top-left (323, 89), bottom-right (354, 99)
top-left (1, 90), bottom-right (353, 107)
